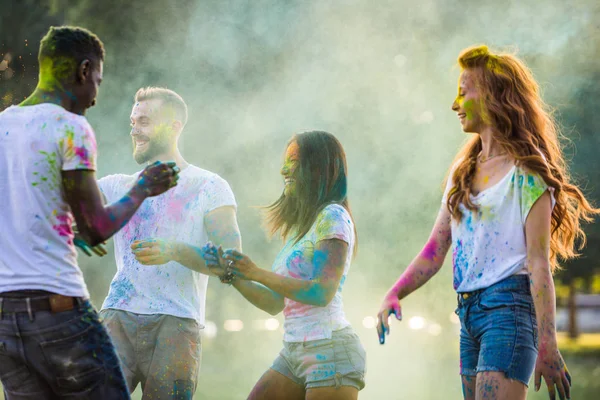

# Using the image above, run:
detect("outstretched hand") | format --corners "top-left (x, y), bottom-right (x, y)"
top-left (376, 290), bottom-right (402, 344)
top-left (131, 238), bottom-right (174, 265)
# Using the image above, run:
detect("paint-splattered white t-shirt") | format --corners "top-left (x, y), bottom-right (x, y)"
top-left (0, 104), bottom-right (96, 297)
top-left (442, 164), bottom-right (555, 292)
top-left (98, 165), bottom-right (236, 325)
top-left (272, 204), bottom-right (355, 342)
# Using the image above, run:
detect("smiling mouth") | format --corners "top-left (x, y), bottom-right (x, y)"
top-left (134, 139), bottom-right (150, 149)
top-left (284, 178), bottom-right (295, 185)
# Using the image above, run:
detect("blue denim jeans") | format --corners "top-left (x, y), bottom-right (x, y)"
top-left (0, 299), bottom-right (130, 399)
top-left (456, 274), bottom-right (538, 386)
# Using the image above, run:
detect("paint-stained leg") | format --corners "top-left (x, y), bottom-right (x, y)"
top-left (475, 371), bottom-right (527, 400)
top-left (247, 368), bottom-right (305, 400)
top-left (461, 375), bottom-right (476, 400)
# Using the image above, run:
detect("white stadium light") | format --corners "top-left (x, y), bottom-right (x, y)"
top-left (362, 316), bottom-right (376, 329)
top-left (408, 316), bottom-right (426, 330)
top-left (201, 320), bottom-right (218, 339)
top-left (224, 319), bottom-right (244, 332)
top-left (265, 318), bottom-right (280, 331)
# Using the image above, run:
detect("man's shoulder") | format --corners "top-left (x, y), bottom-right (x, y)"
top-left (98, 172), bottom-right (139, 191)
top-left (185, 165), bottom-right (229, 186)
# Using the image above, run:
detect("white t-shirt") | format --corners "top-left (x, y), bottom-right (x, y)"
top-left (0, 104), bottom-right (97, 297)
top-left (442, 164), bottom-right (555, 292)
top-left (271, 204), bottom-right (355, 342)
top-left (98, 165), bottom-right (236, 326)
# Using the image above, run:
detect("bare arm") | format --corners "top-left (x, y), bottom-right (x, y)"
top-left (390, 205), bottom-right (452, 300)
top-left (214, 238), bottom-right (348, 315)
top-left (172, 206), bottom-right (242, 274)
top-left (377, 205), bottom-right (452, 343)
top-left (243, 239), bottom-right (348, 307)
top-left (231, 280), bottom-right (285, 316)
top-left (526, 191), bottom-right (571, 398)
top-left (63, 163), bottom-right (178, 246)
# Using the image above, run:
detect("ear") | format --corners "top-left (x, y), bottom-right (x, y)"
top-left (172, 120), bottom-right (183, 134)
top-left (76, 59), bottom-right (91, 83)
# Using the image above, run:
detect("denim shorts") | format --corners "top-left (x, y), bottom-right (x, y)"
top-left (271, 326), bottom-right (366, 391)
top-left (456, 274), bottom-right (538, 386)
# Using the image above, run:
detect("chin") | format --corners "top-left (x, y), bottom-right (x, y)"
top-left (133, 151), bottom-right (147, 165)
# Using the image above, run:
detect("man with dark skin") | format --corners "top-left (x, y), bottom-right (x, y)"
top-left (0, 26), bottom-right (179, 399)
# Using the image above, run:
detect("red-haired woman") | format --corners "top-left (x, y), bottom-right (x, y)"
top-left (204, 131), bottom-right (365, 400)
top-left (377, 45), bottom-right (598, 400)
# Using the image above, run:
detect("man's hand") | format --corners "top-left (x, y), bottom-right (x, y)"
top-left (73, 226), bottom-right (107, 257)
top-left (131, 238), bottom-right (175, 265)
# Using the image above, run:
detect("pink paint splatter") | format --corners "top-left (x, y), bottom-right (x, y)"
top-left (421, 238), bottom-right (438, 261)
top-left (53, 214), bottom-right (74, 245)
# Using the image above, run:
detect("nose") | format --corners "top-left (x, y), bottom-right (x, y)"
top-left (281, 164), bottom-right (289, 176)
top-left (451, 99), bottom-right (459, 112)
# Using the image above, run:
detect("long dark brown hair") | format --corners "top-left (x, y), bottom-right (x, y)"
top-left (446, 45), bottom-right (599, 271)
top-left (264, 131), bottom-right (358, 253)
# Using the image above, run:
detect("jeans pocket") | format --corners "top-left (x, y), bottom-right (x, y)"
top-left (478, 291), bottom-right (513, 311)
top-left (40, 323), bottom-right (107, 394)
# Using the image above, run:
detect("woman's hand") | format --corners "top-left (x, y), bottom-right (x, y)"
top-left (222, 249), bottom-right (260, 281)
top-left (200, 242), bottom-right (230, 277)
top-left (535, 338), bottom-right (571, 400)
top-left (376, 289), bottom-right (402, 345)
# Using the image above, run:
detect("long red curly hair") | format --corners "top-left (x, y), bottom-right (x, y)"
top-left (446, 45), bottom-right (599, 271)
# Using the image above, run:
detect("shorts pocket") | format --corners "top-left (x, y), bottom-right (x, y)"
top-left (339, 337), bottom-right (366, 377)
top-left (40, 324), bottom-right (107, 394)
top-left (303, 337), bottom-right (332, 350)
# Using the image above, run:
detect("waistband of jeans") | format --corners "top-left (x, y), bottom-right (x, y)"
top-left (457, 274), bottom-right (529, 303)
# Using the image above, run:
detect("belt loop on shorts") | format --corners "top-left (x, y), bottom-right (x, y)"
top-left (26, 297), bottom-right (34, 321)
top-left (334, 372), bottom-right (342, 389)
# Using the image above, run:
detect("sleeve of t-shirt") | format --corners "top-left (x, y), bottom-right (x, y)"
top-left (520, 171), bottom-right (556, 224)
top-left (59, 117), bottom-right (97, 171)
top-left (314, 204), bottom-right (353, 244)
top-left (97, 175), bottom-right (119, 204)
top-left (202, 175), bottom-right (237, 214)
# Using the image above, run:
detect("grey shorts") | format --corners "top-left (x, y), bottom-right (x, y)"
top-left (271, 326), bottom-right (366, 391)
top-left (99, 309), bottom-right (201, 399)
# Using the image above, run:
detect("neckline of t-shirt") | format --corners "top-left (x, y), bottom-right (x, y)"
top-left (136, 163), bottom-right (197, 179)
top-left (470, 164), bottom-right (516, 199)
top-left (9, 102), bottom-right (74, 113)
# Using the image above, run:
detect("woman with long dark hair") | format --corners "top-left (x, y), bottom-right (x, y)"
top-left (376, 45), bottom-right (598, 400)
top-left (204, 131), bottom-right (365, 400)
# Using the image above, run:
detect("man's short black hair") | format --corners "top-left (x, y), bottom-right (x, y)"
top-left (39, 26), bottom-right (105, 68)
